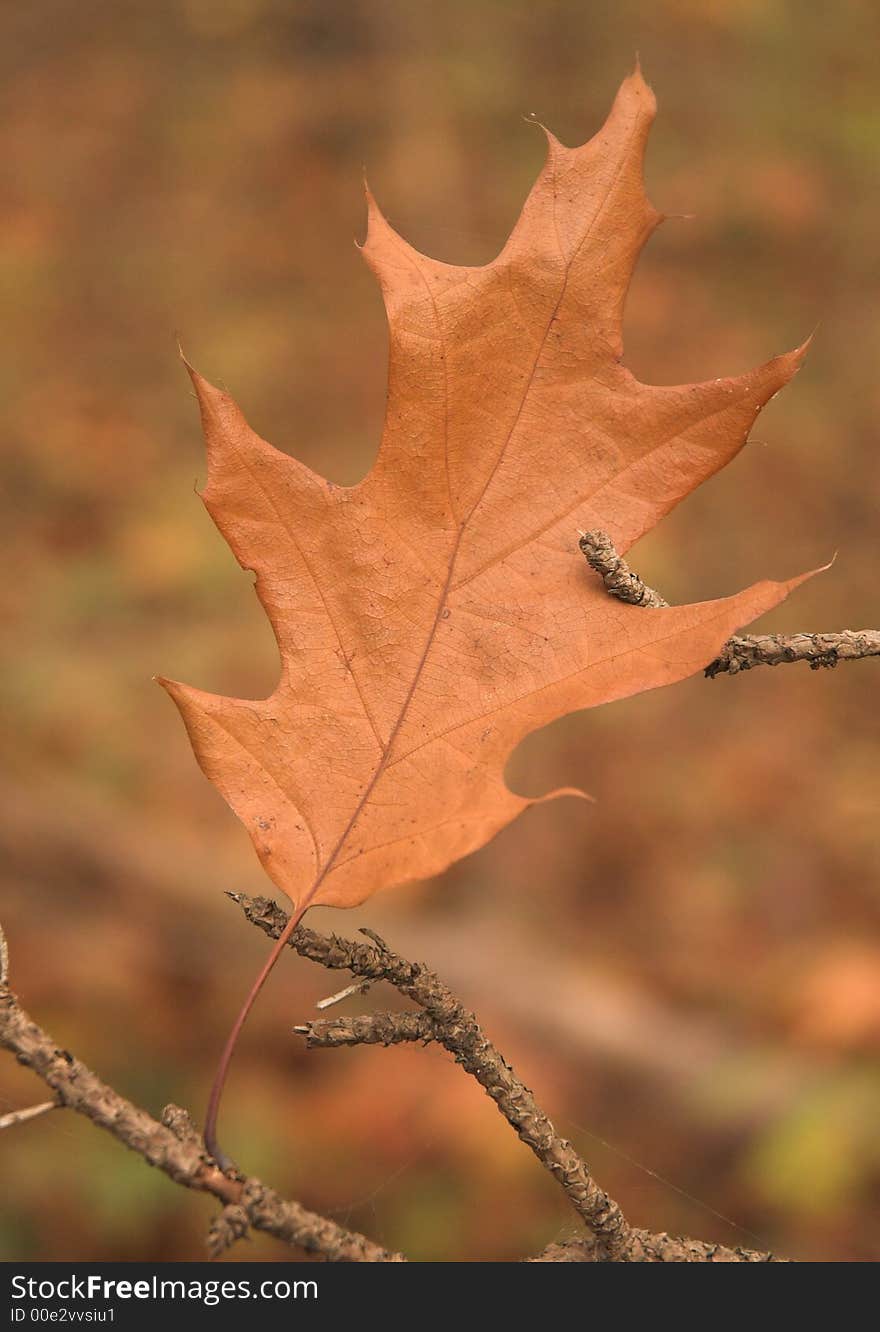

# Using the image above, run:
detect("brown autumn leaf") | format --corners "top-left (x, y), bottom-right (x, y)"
top-left (160, 69), bottom-right (807, 916)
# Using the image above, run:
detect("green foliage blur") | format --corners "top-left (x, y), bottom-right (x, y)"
top-left (1, 0), bottom-right (878, 1262)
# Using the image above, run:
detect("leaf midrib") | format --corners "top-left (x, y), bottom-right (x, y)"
top-left (293, 127), bottom-right (635, 908)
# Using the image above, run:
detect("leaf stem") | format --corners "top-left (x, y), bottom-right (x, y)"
top-left (204, 902), bottom-right (309, 1170)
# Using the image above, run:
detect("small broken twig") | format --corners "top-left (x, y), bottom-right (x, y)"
top-left (207, 1202), bottom-right (251, 1260)
top-left (315, 978), bottom-right (376, 1011)
top-left (0, 1099), bottom-right (59, 1131)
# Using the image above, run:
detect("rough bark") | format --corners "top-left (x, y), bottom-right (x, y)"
top-left (578, 530), bottom-right (669, 608)
top-left (706, 630), bottom-right (880, 676)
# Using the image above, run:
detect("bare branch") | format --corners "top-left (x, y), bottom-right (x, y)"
top-left (530, 1233), bottom-right (785, 1262)
top-left (0, 965), bottom-right (402, 1262)
top-left (705, 630), bottom-right (880, 677)
top-left (0, 906), bottom-right (784, 1262)
top-left (579, 530), bottom-right (880, 677)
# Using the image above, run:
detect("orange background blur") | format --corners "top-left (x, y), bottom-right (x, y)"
top-left (2, 0), bottom-right (879, 1262)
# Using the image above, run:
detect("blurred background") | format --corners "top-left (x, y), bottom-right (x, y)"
top-left (1, 0), bottom-right (879, 1263)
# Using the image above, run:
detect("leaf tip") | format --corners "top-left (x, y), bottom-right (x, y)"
top-left (359, 182), bottom-right (427, 287)
top-left (618, 56), bottom-right (657, 121)
top-left (175, 335), bottom-right (192, 371)
top-left (531, 784), bottom-right (595, 808)
top-left (752, 561), bottom-right (829, 614)
top-left (178, 357), bottom-right (266, 488)
top-left (522, 110), bottom-right (562, 154)
top-left (794, 555), bottom-right (835, 588)
top-left (784, 332), bottom-right (814, 376)
top-left (795, 329), bottom-right (815, 362)
top-left (156, 674), bottom-right (200, 726)
top-left (743, 335), bottom-right (812, 415)
top-left (179, 355), bottom-right (225, 413)
top-left (154, 674), bottom-right (183, 703)
top-left (155, 675), bottom-right (212, 718)
top-left (361, 180), bottom-right (392, 251)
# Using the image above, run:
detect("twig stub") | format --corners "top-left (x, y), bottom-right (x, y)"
top-left (295, 1011), bottom-right (440, 1049)
top-left (578, 530), bottom-right (668, 608)
top-left (0, 1099), bottom-right (59, 1132)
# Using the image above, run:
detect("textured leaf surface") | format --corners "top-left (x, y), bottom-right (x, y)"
top-left (161, 70), bottom-right (806, 912)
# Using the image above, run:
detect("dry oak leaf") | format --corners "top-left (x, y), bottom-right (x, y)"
top-left (161, 69), bottom-right (808, 914)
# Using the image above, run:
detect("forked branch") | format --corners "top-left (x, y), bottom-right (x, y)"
top-left (232, 894), bottom-right (786, 1262)
top-left (0, 912), bottom-right (782, 1262)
